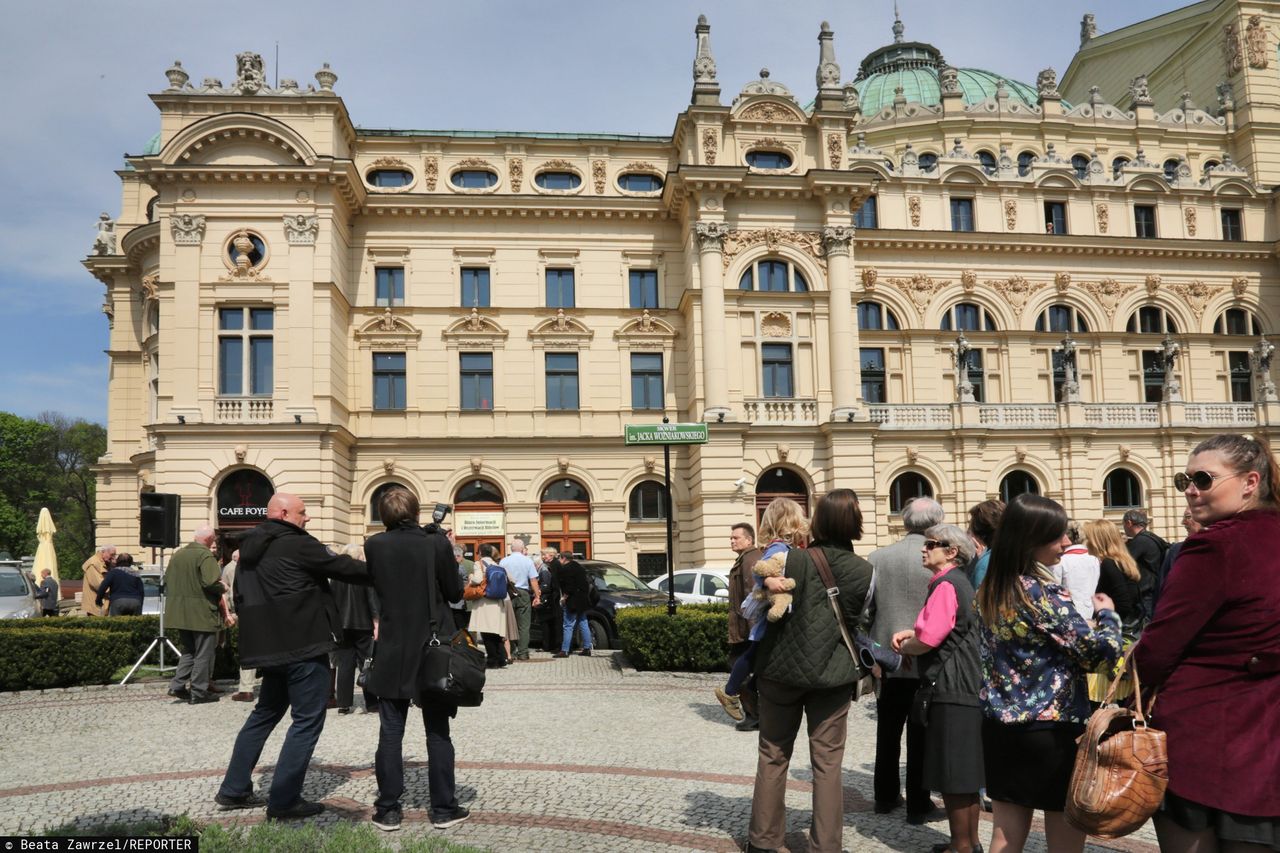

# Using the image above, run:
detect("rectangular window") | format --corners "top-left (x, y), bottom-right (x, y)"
top-left (546, 268), bottom-right (575, 308)
top-left (1047, 305), bottom-right (1072, 333)
top-left (636, 553), bottom-right (667, 581)
top-left (860, 347), bottom-right (886, 403)
top-left (545, 352), bottom-right (579, 410)
top-left (762, 344), bottom-right (794, 398)
top-left (460, 267), bottom-right (490, 308)
top-left (857, 302), bottom-right (883, 330)
top-left (1142, 350), bottom-right (1164, 402)
top-left (218, 307), bottom-right (273, 396)
top-left (1135, 205), bottom-right (1157, 239)
top-left (1221, 208), bottom-right (1243, 241)
top-left (950, 198), bottom-right (975, 232)
top-left (630, 353), bottom-right (664, 410)
top-left (629, 270), bottom-right (659, 309)
top-left (373, 352), bottom-right (406, 410)
top-left (1044, 201), bottom-right (1067, 235)
top-left (460, 352), bottom-right (494, 410)
top-left (965, 350), bottom-right (985, 403)
top-left (375, 267), bottom-right (405, 307)
top-left (854, 196), bottom-right (878, 229)
top-left (1229, 351), bottom-right (1253, 402)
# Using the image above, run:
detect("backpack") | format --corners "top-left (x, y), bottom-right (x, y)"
top-left (484, 563), bottom-right (508, 600)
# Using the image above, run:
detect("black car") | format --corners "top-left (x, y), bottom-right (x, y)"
top-left (542, 560), bottom-right (667, 650)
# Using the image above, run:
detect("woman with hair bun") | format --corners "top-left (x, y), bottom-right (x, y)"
top-left (1132, 433), bottom-right (1280, 852)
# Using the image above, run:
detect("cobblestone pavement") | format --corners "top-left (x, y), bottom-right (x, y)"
top-left (0, 651), bottom-right (1159, 852)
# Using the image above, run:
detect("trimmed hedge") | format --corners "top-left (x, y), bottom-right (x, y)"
top-left (0, 616), bottom-right (241, 690)
top-left (0, 627), bottom-right (132, 690)
top-left (616, 602), bottom-right (730, 671)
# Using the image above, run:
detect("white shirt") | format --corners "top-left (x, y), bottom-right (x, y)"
top-left (1052, 546), bottom-right (1100, 619)
top-left (499, 553), bottom-right (538, 590)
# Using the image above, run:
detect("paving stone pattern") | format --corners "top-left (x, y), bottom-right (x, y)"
top-left (0, 652), bottom-right (1159, 852)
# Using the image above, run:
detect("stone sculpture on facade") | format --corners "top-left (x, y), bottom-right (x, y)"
top-left (939, 66), bottom-right (961, 96)
top-left (170, 214), bottom-right (206, 246)
top-left (1036, 68), bottom-right (1060, 100)
top-left (1225, 22), bottom-right (1244, 75)
top-left (693, 15), bottom-right (717, 83)
top-left (1080, 13), bottom-right (1097, 46)
top-left (693, 221), bottom-right (729, 252)
top-left (234, 52), bottom-right (266, 95)
top-left (1251, 336), bottom-right (1278, 402)
top-left (282, 214), bottom-right (319, 246)
top-left (1129, 74), bottom-right (1153, 106)
top-left (1247, 15), bottom-right (1269, 69)
top-left (951, 333), bottom-right (976, 403)
top-left (1161, 333), bottom-right (1182, 402)
top-left (315, 63), bottom-right (338, 92)
top-left (91, 213), bottom-right (116, 256)
top-left (815, 22), bottom-right (841, 90)
top-left (1218, 81), bottom-right (1236, 113)
top-left (1058, 336), bottom-right (1082, 403)
top-left (165, 61), bottom-right (190, 90)
top-left (702, 128), bottom-right (717, 165)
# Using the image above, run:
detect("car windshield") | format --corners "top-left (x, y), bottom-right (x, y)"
top-left (0, 573), bottom-right (30, 596)
top-left (591, 566), bottom-right (650, 591)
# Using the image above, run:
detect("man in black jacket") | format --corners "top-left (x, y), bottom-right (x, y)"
top-left (215, 492), bottom-right (370, 820)
top-left (553, 553), bottom-right (594, 658)
top-left (1123, 509), bottom-right (1167, 620)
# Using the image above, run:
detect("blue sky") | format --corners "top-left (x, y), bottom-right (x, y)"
top-left (0, 0), bottom-right (1184, 425)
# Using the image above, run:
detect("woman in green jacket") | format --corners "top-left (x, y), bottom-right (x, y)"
top-left (746, 489), bottom-right (875, 853)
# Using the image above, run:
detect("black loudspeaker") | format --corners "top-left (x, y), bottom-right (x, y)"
top-left (140, 492), bottom-right (181, 548)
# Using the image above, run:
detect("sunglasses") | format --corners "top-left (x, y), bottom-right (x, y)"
top-left (1173, 470), bottom-right (1244, 493)
top-left (923, 539), bottom-right (951, 551)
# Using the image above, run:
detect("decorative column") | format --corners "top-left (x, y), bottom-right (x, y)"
top-left (823, 226), bottom-right (857, 419)
top-left (694, 221), bottom-right (731, 421)
top-left (283, 214), bottom-right (320, 423)
top-left (168, 214), bottom-right (206, 422)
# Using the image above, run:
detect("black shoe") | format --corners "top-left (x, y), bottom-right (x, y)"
top-left (189, 693), bottom-right (220, 705)
top-left (337, 707), bottom-right (353, 715)
top-left (167, 687), bottom-right (191, 702)
top-left (267, 798), bottom-right (325, 820)
top-left (930, 845), bottom-right (983, 853)
top-left (735, 715), bottom-right (760, 732)
top-left (431, 805), bottom-right (470, 829)
top-left (874, 796), bottom-right (904, 814)
top-left (371, 807), bottom-right (402, 832)
top-left (579, 649), bottom-right (592, 656)
top-left (214, 791), bottom-right (266, 811)
top-left (907, 805), bottom-right (945, 825)
top-left (745, 842), bottom-right (778, 853)
top-left (553, 651), bottom-right (569, 658)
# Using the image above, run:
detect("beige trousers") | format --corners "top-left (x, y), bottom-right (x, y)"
top-left (749, 677), bottom-right (852, 853)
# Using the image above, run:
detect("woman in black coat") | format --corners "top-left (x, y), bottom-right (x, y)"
top-left (554, 554), bottom-right (594, 657)
top-left (363, 488), bottom-right (467, 832)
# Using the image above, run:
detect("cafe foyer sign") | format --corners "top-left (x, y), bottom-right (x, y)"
top-left (216, 469), bottom-right (274, 522)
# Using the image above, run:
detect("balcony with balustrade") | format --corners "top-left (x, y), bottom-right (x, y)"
top-left (214, 397), bottom-right (274, 424)
top-left (865, 401), bottom-right (1267, 430)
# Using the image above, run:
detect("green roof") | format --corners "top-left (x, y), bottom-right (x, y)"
top-left (143, 131), bottom-right (162, 155)
top-left (855, 67), bottom-right (1054, 115)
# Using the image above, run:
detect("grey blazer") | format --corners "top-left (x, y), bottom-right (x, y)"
top-left (864, 533), bottom-right (934, 681)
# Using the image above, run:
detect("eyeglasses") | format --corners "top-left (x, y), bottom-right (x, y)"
top-left (1174, 470), bottom-right (1245, 493)
top-left (923, 539), bottom-right (951, 551)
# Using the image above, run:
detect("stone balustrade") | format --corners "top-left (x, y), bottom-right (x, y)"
top-left (743, 398), bottom-right (819, 424)
top-left (215, 396), bottom-right (274, 423)
top-left (866, 401), bottom-right (1264, 430)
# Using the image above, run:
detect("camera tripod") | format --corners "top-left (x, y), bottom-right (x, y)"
top-left (120, 548), bottom-right (182, 685)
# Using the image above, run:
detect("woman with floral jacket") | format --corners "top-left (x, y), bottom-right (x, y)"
top-left (976, 494), bottom-right (1122, 853)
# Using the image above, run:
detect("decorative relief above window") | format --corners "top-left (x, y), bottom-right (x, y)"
top-left (355, 310), bottom-right (421, 349)
top-left (614, 310), bottom-right (678, 350)
top-left (720, 228), bottom-right (825, 271)
top-left (282, 214), bottom-right (318, 246)
top-left (443, 309), bottom-right (510, 350)
top-left (529, 309), bottom-right (594, 349)
top-left (170, 213), bottom-right (206, 245)
top-left (760, 311), bottom-right (793, 338)
top-left (220, 230), bottom-right (271, 281)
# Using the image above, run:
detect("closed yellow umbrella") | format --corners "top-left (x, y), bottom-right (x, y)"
top-left (33, 507), bottom-right (59, 587)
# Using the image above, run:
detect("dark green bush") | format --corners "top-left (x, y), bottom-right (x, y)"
top-left (617, 602), bottom-right (730, 671)
top-left (0, 626), bottom-right (131, 690)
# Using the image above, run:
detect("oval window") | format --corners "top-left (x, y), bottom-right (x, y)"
top-left (451, 170), bottom-right (498, 189)
top-left (535, 171), bottom-right (581, 190)
top-left (226, 233), bottom-right (266, 267)
top-left (367, 169), bottom-right (413, 188)
top-left (746, 150), bottom-right (792, 170)
top-left (617, 173), bottom-right (663, 192)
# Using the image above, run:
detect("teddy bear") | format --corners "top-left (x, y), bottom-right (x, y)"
top-left (751, 550), bottom-right (795, 622)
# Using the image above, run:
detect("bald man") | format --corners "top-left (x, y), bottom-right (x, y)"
top-left (164, 526), bottom-right (225, 704)
top-left (217, 492), bottom-right (371, 820)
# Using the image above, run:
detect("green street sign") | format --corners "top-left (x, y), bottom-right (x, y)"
top-left (624, 422), bottom-right (709, 445)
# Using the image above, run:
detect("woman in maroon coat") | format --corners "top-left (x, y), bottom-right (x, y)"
top-left (1132, 433), bottom-right (1280, 852)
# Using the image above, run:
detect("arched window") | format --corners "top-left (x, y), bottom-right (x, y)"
top-left (746, 150), bottom-right (792, 170)
top-left (917, 152), bottom-right (939, 173)
top-left (370, 482), bottom-right (415, 524)
top-left (1071, 154), bottom-right (1090, 181)
top-left (999, 470), bottom-right (1041, 503)
top-left (628, 481), bottom-right (668, 522)
top-left (1035, 304), bottom-right (1089, 333)
top-left (1126, 306), bottom-right (1179, 335)
top-left (455, 479), bottom-right (504, 505)
top-left (1202, 159), bottom-right (1221, 175)
top-left (1103, 469), bottom-right (1143, 509)
top-left (1017, 151), bottom-right (1036, 177)
top-left (756, 467), bottom-right (809, 519)
top-left (739, 259), bottom-right (808, 292)
top-left (977, 150), bottom-right (998, 176)
top-left (889, 472), bottom-right (934, 514)
top-left (1162, 158), bottom-right (1181, 182)
top-left (1214, 308), bottom-right (1263, 336)
top-left (1112, 156), bottom-right (1130, 179)
top-left (941, 302), bottom-right (997, 332)
top-left (367, 169), bottom-right (413, 188)
top-left (541, 478), bottom-right (592, 559)
top-left (857, 301), bottom-right (901, 331)
top-left (542, 479), bottom-right (589, 503)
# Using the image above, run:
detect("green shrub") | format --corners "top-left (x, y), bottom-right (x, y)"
top-left (0, 626), bottom-right (132, 690)
top-left (616, 602), bottom-right (730, 671)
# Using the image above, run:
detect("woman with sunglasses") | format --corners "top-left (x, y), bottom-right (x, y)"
top-left (891, 523), bottom-right (983, 853)
top-left (1132, 434), bottom-right (1280, 852)
top-left (976, 494), bottom-right (1121, 853)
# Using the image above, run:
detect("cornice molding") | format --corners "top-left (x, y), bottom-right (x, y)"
top-left (854, 230), bottom-right (1275, 261)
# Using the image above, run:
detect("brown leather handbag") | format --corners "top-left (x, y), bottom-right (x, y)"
top-left (1065, 660), bottom-right (1168, 838)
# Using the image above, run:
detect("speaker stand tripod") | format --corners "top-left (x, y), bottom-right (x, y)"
top-left (120, 548), bottom-right (182, 685)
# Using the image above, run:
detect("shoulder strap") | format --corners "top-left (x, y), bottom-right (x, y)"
top-left (807, 547), bottom-right (860, 668)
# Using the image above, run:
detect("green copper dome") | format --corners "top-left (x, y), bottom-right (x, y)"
top-left (855, 66), bottom-right (1041, 114)
top-left (143, 132), bottom-right (162, 155)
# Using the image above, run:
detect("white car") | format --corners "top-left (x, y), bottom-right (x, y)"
top-left (648, 567), bottom-right (732, 604)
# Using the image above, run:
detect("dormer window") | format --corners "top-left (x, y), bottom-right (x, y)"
top-left (617, 173), bottom-right (663, 192)
top-left (451, 170), bottom-right (498, 189)
top-left (367, 169), bottom-right (413, 188)
top-left (918, 152), bottom-right (938, 173)
top-left (746, 150), bottom-right (792, 170)
top-left (535, 171), bottom-right (581, 190)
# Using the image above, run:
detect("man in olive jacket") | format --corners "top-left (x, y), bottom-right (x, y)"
top-left (216, 493), bottom-right (370, 820)
top-left (727, 522), bottom-right (763, 731)
top-left (164, 527), bottom-right (224, 704)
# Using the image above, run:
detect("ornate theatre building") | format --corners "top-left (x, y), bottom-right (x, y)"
top-left (86, 2), bottom-right (1280, 576)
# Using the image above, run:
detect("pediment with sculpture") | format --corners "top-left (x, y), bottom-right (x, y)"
top-left (443, 309), bottom-right (510, 347)
top-left (614, 310), bottom-right (678, 347)
top-left (530, 309), bottom-right (594, 344)
top-left (355, 309), bottom-right (421, 346)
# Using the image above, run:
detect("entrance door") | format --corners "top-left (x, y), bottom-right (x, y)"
top-left (540, 478), bottom-right (591, 558)
top-left (214, 468), bottom-right (274, 565)
top-left (453, 478), bottom-right (506, 562)
top-left (755, 467), bottom-right (810, 524)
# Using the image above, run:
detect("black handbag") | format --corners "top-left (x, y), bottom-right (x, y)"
top-left (416, 561), bottom-right (487, 707)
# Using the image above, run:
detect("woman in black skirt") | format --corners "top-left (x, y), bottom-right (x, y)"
top-left (975, 495), bottom-right (1123, 853)
top-left (892, 523), bottom-right (983, 853)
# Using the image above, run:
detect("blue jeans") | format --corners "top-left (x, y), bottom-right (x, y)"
top-left (725, 640), bottom-right (758, 696)
top-left (561, 608), bottom-right (591, 653)
top-left (374, 698), bottom-right (457, 816)
top-left (218, 654), bottom-right (329, 810)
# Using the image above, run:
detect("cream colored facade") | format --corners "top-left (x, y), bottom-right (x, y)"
top-left (86, 4), bottom-right (1280, 576)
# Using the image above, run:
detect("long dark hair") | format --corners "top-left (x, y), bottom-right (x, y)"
top-left (977, 493), bottom-right (1067, 628)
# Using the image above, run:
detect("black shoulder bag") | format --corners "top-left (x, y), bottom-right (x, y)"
top-left (417, 560), bottom-right (487, 707)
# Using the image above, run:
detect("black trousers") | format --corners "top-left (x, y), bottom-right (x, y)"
top-left (333, 628), bottom-right (376, 710)
top-left (728, 640), bottom-right (759, 718)
top-left (451, 608), bottom-right (471, 632)
top-left (874, 676), bottom-right (932, 813)
top-left (480, 633), bottom-right (506, 666)
top-left (539, 608), bottom-right (562, 651)
top-left (374, 697), bottom-right (456, 817)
